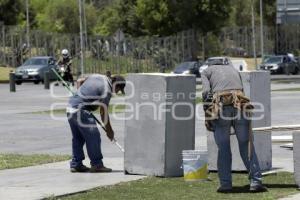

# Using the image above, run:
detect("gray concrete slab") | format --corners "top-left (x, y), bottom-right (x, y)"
top-left (124, 74), bottom-right (195, 177)
top-left (293, 132), bottom-right (300, 187)
top-left (0, 157), bottom-right (144, 200)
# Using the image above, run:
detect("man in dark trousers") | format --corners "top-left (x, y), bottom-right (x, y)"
top-left (66, 74), bottom-right (123, 173)
top-left (201, 61), bottom-right (267, 193)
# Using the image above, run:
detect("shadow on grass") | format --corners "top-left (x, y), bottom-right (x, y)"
top-left (227, 183), bottom-right (298, 194)
top-left (264, 184), bottom-right (298, 189)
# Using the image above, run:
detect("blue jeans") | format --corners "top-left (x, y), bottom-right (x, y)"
top-left (213, 106), bottom-right (262, 188)
top-left (67, 110), bottom-right (103, 168)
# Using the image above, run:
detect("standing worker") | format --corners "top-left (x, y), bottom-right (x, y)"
top-left (201, 60), bottom-right (267, 193)
top-left (67, 74), bottom-right (123, 173)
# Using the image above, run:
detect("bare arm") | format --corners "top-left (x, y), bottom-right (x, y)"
top-left (76, 77), bottom-right (87, 89)
top-left (201, 70), bottom-right (211, 99)
top-left (100, 105), bottom-right (114, 141)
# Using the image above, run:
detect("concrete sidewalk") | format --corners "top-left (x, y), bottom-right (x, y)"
top-left (0, 157), bottom-right (144, 200)
top-left (280, 193), bottom-right (300, 200)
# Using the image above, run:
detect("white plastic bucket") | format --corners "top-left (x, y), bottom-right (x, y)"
top-left (182, 150), bottom-right (208, 181)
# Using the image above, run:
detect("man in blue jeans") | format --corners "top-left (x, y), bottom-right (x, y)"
top-left (67, 74), bottom-right (123, 173)
top-left (201, 61), bottom-right (267, 193)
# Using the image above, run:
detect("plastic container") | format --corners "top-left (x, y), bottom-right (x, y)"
top-left (182, 150), bottom-right (208, 181)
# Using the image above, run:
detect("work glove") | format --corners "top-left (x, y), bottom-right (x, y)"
top-left (106, 129), bottom-right (115, 141)
top-left (202, 92), bottom-right (213, 111)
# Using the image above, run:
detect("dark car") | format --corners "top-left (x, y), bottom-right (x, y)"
top-left (260, 55), bottom-right (299, 75)
top-left (172, 61), bottom-right (201, 77)
top-left (15, 56), bottom-right (57, 84)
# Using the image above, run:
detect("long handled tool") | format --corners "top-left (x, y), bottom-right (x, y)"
top-left (51, 68), bottom-right (124, 152)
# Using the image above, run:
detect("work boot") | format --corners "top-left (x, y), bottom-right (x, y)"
top-left (70, 164), bottom-right (90, 173)
top-left (90, 165), bottom-right (112, 173)
top-left (250, 184), bottom-right (268, 193)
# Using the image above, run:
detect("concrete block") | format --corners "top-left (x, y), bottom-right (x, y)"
top-left (208, 71), bottom-right (272, 171)
top-left (124, 73), bottom-right (196, 177)
top-left (293, 132), bottom-right (300, 187)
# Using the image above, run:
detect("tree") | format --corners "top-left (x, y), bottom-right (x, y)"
top-left (36, 0), bottom-right (97, 34)
top-left (135, 0), bottom-right (174, 36)
top-left (255, 0), bottom-right (276, 26)
top-left (229, 0), bottom-right (276, 27)
top-left (96, 0), bottom-right (233, 37)
top-left (0, 0), bottom-right (23, 25)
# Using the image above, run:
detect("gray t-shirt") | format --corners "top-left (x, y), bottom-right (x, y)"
top-left (69, 74), bottom-right (112, 111)
top-left (201, 64), bottom-right (243, 95)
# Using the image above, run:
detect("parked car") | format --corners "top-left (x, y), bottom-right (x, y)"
top-left (15, 56), bottom-right (57, 85)
top-left (260, 55), bottom-right (299, 75)
top-left (199, 57), bottom-right (231, 74)
top-left (172, 61), bottom-right (202, 77)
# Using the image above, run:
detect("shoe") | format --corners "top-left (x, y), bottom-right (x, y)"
top-left (217, 186), bottom-right (232, 193)
top-left (90, 165), bottom-right (112, 173)
top-left (250, 184), bottom-right (268, 192)
top-left (70, 164), bottom-right (90, 173)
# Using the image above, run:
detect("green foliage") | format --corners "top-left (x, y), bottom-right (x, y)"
top-left (0, 0), bottom-right (277, 36)
top-left (95, 0), bottom-right (233, 36)
top-left (36, 0), bottom-right (97, 34)
top-left (229, 0), bottom-right (276, 27)
top-left (204, 33), bottom-right (222, 58)
top-left (93, 3), bottom-right (123, 36)
top-left (0, 0), bottom-right (23, 25)
top-left (135, 0), bottom-right (172, 36)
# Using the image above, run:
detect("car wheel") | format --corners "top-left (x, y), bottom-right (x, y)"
top-left (34, 80), bottom-right (40, 84)
top-left (16, 80), bottom-right (22, 85)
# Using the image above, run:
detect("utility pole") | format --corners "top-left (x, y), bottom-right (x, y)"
top-left (83, 0), bottom-right (88, 49)
top-left (26, 0), bottom-right (31, 55)
top-left (78, 0), bottom-right (84, 75)
top-left (260, 0), bottom-right (264, 60)
top-left (251, 0), bottom-right (258, 69)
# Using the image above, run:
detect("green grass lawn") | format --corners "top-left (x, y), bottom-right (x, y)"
top-left (0, 154), bottom-right (71, 170)
top-left (196, 97), bottom-right (203, 104)
top-left (51, 172), bottom-right (298, 200)
top-left (0, 66), bottom-right (13, 82)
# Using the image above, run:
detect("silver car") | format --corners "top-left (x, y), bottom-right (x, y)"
top-left (15, 56), bottom-right (57, 85)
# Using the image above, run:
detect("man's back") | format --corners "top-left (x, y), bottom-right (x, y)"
top-left (69, 74), bottom-right (112, 110)
top-left (201, 65), bottom-right (243, 94)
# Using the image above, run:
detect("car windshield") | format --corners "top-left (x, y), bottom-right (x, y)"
top-left (262, 55), bottom-right (271, 63)
top-left (265, 56), bottom-right (282, 64)
top-left (175, 62), bottom-right (196, 70)
top-left (205, 58), bottom-right (224, 65)
top-left (23, 58), bottom-right (48, 66)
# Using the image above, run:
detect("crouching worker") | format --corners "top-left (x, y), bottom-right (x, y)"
top-left (201, 62), bottom-right (267, 193)
top-left (66, 74), bottom-right (122, 173)
top-left (106, 71), bottom-right (126, 95)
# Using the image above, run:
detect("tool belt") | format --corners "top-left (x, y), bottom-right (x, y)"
top-left (204, 89), bottom-right (254, 131)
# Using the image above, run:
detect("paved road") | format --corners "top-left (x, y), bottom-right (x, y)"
top-left (0, 158), bottom-right (144, 200)
top-left (0, 83), bottom-right (299, 172)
